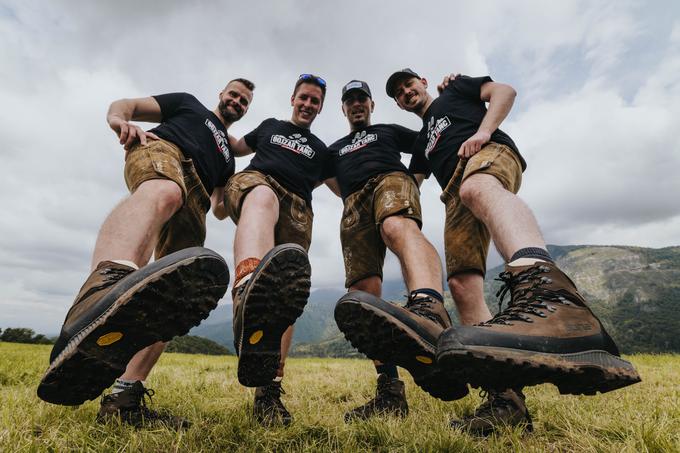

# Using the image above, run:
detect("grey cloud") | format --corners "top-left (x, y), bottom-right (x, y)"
top-left (1, 1), bottom-right (678, 333)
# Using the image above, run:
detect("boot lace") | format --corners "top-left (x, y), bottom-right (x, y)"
top-left (257, 383), bottom-right (289, 415)
top-left (119, 385), bottom-right (165, 420)
top-left (482, 264), bottom-right (577, 326)
top-left (78, 266), bottom-right (134, 302)
top-left (474, 390), bottom-right (514, 417)
top-left (405, 293), bottom-right (440, 323)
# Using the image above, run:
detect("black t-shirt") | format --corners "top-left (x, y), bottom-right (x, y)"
top-left (148, 93), bottom-right (233, 194)
top-left (413, 76), bottom-right (527, 190)
top-left (327, 124), bottom-right (429, 199)
top-left (244, 118), bottom-right (331, 204)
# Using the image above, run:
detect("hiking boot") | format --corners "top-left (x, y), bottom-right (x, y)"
top-left (96, 381), bottom-right (190, 429)
top-left (253, 381), bottom-right (292, 427)
top-left (344, 373), bottom-right (409, 422)
top-left (450, 389), bottom-right (532, 436)
top-left (437, 261), bottom-right (641, 395)
top-left (38, 247), bottom-right (229, 405)
top-left (234, 244), bottom-right (311, 387)
top-left (335, 290), bottom-right (468, 401)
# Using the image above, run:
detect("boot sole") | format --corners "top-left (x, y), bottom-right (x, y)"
top-left (37, 247), bottom-right (229, 405)
top-left (437, 343), bottom-right (641, 395)
top-left (335, 295), bottom-right (468, 401)
top-left (237, 244), bottom-right (311, 387)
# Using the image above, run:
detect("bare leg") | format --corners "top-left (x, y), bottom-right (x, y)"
top-left (233, 186), bottom-right (279, 264)
top-left (232, 186), bottom-right (299, 377)
top-left (279, 326), bottom-right (294, 370)
top-left (459, 174), bottom-right (546, 261)
top-left (91, 179), bottom-right (182, 269)
top-left (448, 272), bottom-right (492, 325)
top-left (380, 216), bottom-right (443, 293)
top-left (89, 179), bottom-right (184, 382)
top-left (119, 341), bottom-right (166, 381)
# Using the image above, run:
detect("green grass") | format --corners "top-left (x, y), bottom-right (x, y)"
top-left (1, 343), bottom-right (678, 452)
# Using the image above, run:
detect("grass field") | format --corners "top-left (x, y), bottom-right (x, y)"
top-left (1, 343), bottom-right (678, 452)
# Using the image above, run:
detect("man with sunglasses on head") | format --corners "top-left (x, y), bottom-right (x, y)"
top-left (227, 73), bottom-right (335, 426)
top-left (37, 79), bottom-right (256, 429)
top-left (341, 68), bottom-right (639, 435)
top-left (330, 80), bottom-right (469, 421)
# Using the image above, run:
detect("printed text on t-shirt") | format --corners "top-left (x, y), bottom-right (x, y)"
top-left (270, 133), bottom-right (315, 159)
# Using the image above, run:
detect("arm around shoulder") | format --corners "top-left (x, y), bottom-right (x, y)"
top-left (230, 135), bottom-right (254, 157)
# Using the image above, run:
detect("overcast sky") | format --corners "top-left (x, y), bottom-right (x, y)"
top-left (1, 0), bottom-right (679, 334)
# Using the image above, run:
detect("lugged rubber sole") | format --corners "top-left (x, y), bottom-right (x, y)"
top-left (437, 343), bottom-right (641, 395)
top-left (335, 296), bottom-right (468, 401)
top-left (237, 244), bottom-right (311, 387)
top-left (37, 247), bottom-right (229, 405)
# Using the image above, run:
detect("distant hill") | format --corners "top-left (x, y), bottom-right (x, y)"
top-left (190, 282), bottom-right (408, 352)
top-left (191, 245), bottom-right (680, 356)
top-left (166, 335), bottom-right (232, 355)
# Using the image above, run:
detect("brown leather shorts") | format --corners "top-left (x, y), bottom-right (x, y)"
top-left (440, 142), bottom-right (522, 278)
top-left (224, 170), bottom-right (313, 251)
top-left (124, 139), bottom-right (210, 259)
top-left (340, 171), bottom-right (422, 288)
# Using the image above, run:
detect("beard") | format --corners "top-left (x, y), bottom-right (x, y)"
top-left (219, 99), bottom-right (243, 122)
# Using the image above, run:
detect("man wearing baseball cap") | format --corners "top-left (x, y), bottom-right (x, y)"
top-left (340, 68), bottom-right (639, 434)
top-left (331, 80), bottom-right (468, 421)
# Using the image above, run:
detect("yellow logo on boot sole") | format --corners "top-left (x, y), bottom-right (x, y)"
top-left (249, 330), bottom-right (264, 345)
top-left (416, 355), bottom-right (433, 364)
top-left (97, 332), bottom-right (123, 346)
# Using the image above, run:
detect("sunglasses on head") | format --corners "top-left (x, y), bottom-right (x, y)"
top-left (298, 73), bottom-right (327, 88)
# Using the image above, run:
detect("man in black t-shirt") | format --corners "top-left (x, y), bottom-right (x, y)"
top-left (37, 79), bottom-right (255, 429)
top-left (227, 74), bottom-right (334, 426)
top-left (330, 80), bottom-right (468, 421)
top-left (379, 69), bottom-right (639, 434)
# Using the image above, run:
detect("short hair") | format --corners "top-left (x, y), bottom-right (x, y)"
top-left (293, 75), bottom-right (326, 100)
top-left (228, 78), bottom-right (255, 91)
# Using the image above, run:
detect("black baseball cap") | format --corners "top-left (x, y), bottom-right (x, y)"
top-left (385, 68), bottom-right (420, 98)
top-left (341, 80), bottom-right (372, 102)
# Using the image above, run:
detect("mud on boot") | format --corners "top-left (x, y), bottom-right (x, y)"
top-left (437, 261), bottom-right (641, 395)
top-left (233, 244), bottom-right (311, 387)
top-left (344, 373), bottom-right (409, 422)
top-left (450, 389), bottom-right (532, 436)
top-left (335, 290), bottom-right (468, 401)
top-left (38, 247), bottom-right (229, 405)
top-left (253, 381), bottom-right (292, 427)
top-left (96, 381), bottom-right (190, 429)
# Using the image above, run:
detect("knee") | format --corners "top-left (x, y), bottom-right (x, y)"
top-left (244, 185), bottom-right (279, 212)
top-left (151, 180), bottom-right (183, 216)
top-left (458, 179), bottom-right (483, 209)
top-left (380, 215), bottom-right (416, 246)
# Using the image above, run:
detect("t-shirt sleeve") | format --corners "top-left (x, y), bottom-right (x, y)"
top-left (390, 124), bottom-right (418, 153)
top-left (244, 119), bottom-right (269, 150)
top-left (152, 93), bottom-right (190, 120)
top-left (408, 147), bottom-right (431, 177)
top-left (215, 166), bottom-right (231, 188)
top-left (408, 134), bottom-right (431, 177)
top-left (447, 75), bottom-right (493, 100)
top-left (319, 145), bottom-right (336, 181)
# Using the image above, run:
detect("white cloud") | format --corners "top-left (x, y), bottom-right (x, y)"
top-left (0, 0), bottom-right (677, 333)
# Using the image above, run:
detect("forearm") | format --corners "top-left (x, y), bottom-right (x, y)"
top-left (478, 85), bottom-right (516, 135)
top-left (211, 187), bottom-right (228, 220)
top-left (107, 99), bottom-right (135, 126)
